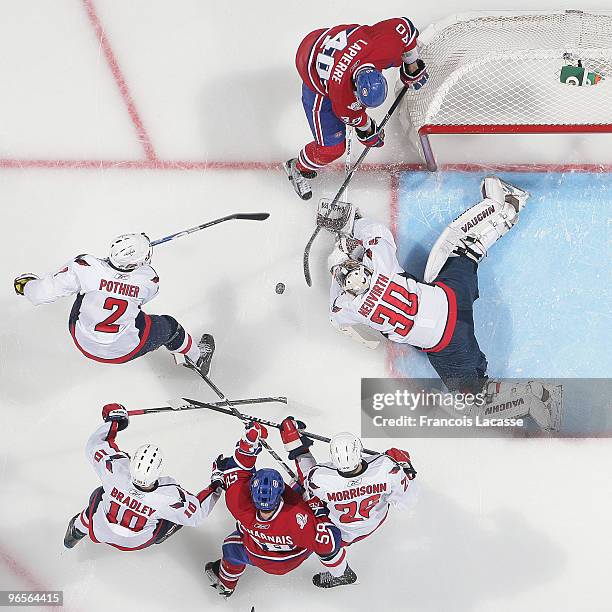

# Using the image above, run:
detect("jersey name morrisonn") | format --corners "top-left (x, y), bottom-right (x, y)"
top-left (327, 482), bottom-right (388, 502)
top-left (99, 278), bottom-right (140, 298)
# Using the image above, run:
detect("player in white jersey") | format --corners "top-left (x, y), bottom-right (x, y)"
top-left (64, 403), bottom-right (221, 551)
top-left (328, 176), bottom-right (561, 431)
top-left (279, 419), bottom-right (416, 581)
top-left (14, 233), bottom-right (213, 374)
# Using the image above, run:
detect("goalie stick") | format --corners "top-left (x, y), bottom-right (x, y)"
top-left (151, 212), bottom-right (270, 246)
top-left (302, 85), bottom-right (409, 286)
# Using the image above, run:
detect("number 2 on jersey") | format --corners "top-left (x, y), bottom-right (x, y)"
top-left (335, 494), bottom-right (382, 523)
top-left (370, 282), bottom-right (418, 336)
top-left (94, 297), bottom-right (128, 333)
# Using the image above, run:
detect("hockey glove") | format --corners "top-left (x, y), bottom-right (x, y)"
top-left (238, 421), bottom-right (268, 456)
top-left (400, 59), bottom-right (429, 90)
top-left (280, 417), bottom-right (313, 460)
top-left (14, 273), bottom-right (39, 296)
top-left (210, 454), bottom-right (228, 492)
top-left (102, 403), bottom-right (129, 431)
top-left (356, 120), bottom-right (384, 148)
top-left (385, 448), bottom-right (417, 479)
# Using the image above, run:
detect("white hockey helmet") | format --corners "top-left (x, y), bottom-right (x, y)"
top-left (329, 432), bottom-right (363, 473)
top-left (130, 444), bottom-right (163, 488)
top-left (109, 233), bottom-right (152, 271)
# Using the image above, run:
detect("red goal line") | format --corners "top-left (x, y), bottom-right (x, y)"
top-left (1, 157), bottom-right (611, 174)
top-left (419, 123), bottom-right (612, 172)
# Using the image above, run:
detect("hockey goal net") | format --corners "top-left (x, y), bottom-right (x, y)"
top-left (400, 10), bottom-right (612, 170)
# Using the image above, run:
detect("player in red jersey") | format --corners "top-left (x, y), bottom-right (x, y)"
top-left (205, 423), bottom-right (355, 597)
top-left (284, 17), bottom-right (428, 200)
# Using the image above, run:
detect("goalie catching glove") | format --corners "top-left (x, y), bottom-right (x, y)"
top-left (280, 417), bottom-right (313, 460)
top-left (356, 119), bottom-right (384, 148)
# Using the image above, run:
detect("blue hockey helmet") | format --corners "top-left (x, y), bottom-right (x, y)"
top-left (354, 67), bottom-right (388, 108)
top-left (250, 468), bottom-right (285, 511)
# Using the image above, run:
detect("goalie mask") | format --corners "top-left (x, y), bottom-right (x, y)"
top-left (333, 260), bottom-right (372, 296)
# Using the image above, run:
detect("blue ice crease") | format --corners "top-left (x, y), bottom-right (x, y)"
top-left (390, 171), bottom-right (612, 432)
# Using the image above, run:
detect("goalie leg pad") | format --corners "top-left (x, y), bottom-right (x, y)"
top-left (424, 194), bottom-right (524, 283)
top-left (476, 380), bottom-right (562, 432)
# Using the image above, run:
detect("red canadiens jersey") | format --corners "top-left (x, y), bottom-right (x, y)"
top-left (296, 17), bottom-right (419, 128)
top-left (222, 449), bottom-right (340, 575)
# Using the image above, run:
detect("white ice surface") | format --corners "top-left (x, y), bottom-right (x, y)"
top-left (0, 2), bottom-right (611, 612)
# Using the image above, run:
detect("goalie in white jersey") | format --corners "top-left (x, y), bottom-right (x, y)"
top-left (64, 403), bottom-right (221, 551)
top-left (328, 176), bottom-right (561, 431)
top-left (280, 419), bottom-right (417, 549)
top-left (14, 233), bottom-right (213, 374)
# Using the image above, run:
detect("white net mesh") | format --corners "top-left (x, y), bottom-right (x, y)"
top-left (402, 10), bottom-right (612, 161)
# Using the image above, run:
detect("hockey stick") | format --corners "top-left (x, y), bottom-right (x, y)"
top-left (151, 212), bottom-right (270, 247)
top-left (126, 396), bottom-right (288, 416)
top-left (180, 398), bottom-right (380, 455)
top-left (302, 86), bottom-right (409, 286)
top-left (191, 370), bottom-right (302, 486)
top-left (181, 399), bottom-right (417, 477)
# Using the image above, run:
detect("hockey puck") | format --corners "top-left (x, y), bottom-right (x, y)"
top-left (275, 282), bottom-right (285, 294)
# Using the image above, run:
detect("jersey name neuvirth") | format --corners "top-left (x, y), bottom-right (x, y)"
top-left (358, 274), bottom-right (390, 316)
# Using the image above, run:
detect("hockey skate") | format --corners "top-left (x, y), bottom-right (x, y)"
top-left (63, 514), bottom-right (87, 549)
top-left (312, 565), bottom-right (357, 589)
top-left (205, 560), bottom-right (234, 598)
top-left (185, 334), bottom-right (215, 377)
top-left (283, 158), bottom-right (315, 201)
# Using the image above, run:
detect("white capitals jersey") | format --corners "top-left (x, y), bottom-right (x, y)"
top-left (83, 421), bottom-right (219, 550)
top-left (330, 218), bottom-right (457, 352)
top-left (302, 454), bottom-right (416, 544)
top-left (24, 254), bottom-right (159, 362)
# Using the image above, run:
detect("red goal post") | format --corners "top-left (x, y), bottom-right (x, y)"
top-left (400, 10), bottom-right (612, 171)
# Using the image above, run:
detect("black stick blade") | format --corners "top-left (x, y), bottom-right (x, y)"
top-left (235, 212), bottom-right (270, 221)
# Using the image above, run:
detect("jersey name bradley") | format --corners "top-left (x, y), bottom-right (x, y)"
top-left (99, 278), bottom-right (140, 298)
top-left (110, 487), bottom-right (155, 516)
top-left (327, 482), bottom-right (387, 502)
top-left (358, 274), bottom-right (390, 317)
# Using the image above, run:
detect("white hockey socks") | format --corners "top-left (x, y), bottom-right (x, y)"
top-left (171, 332), bottom-right (200, 363)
